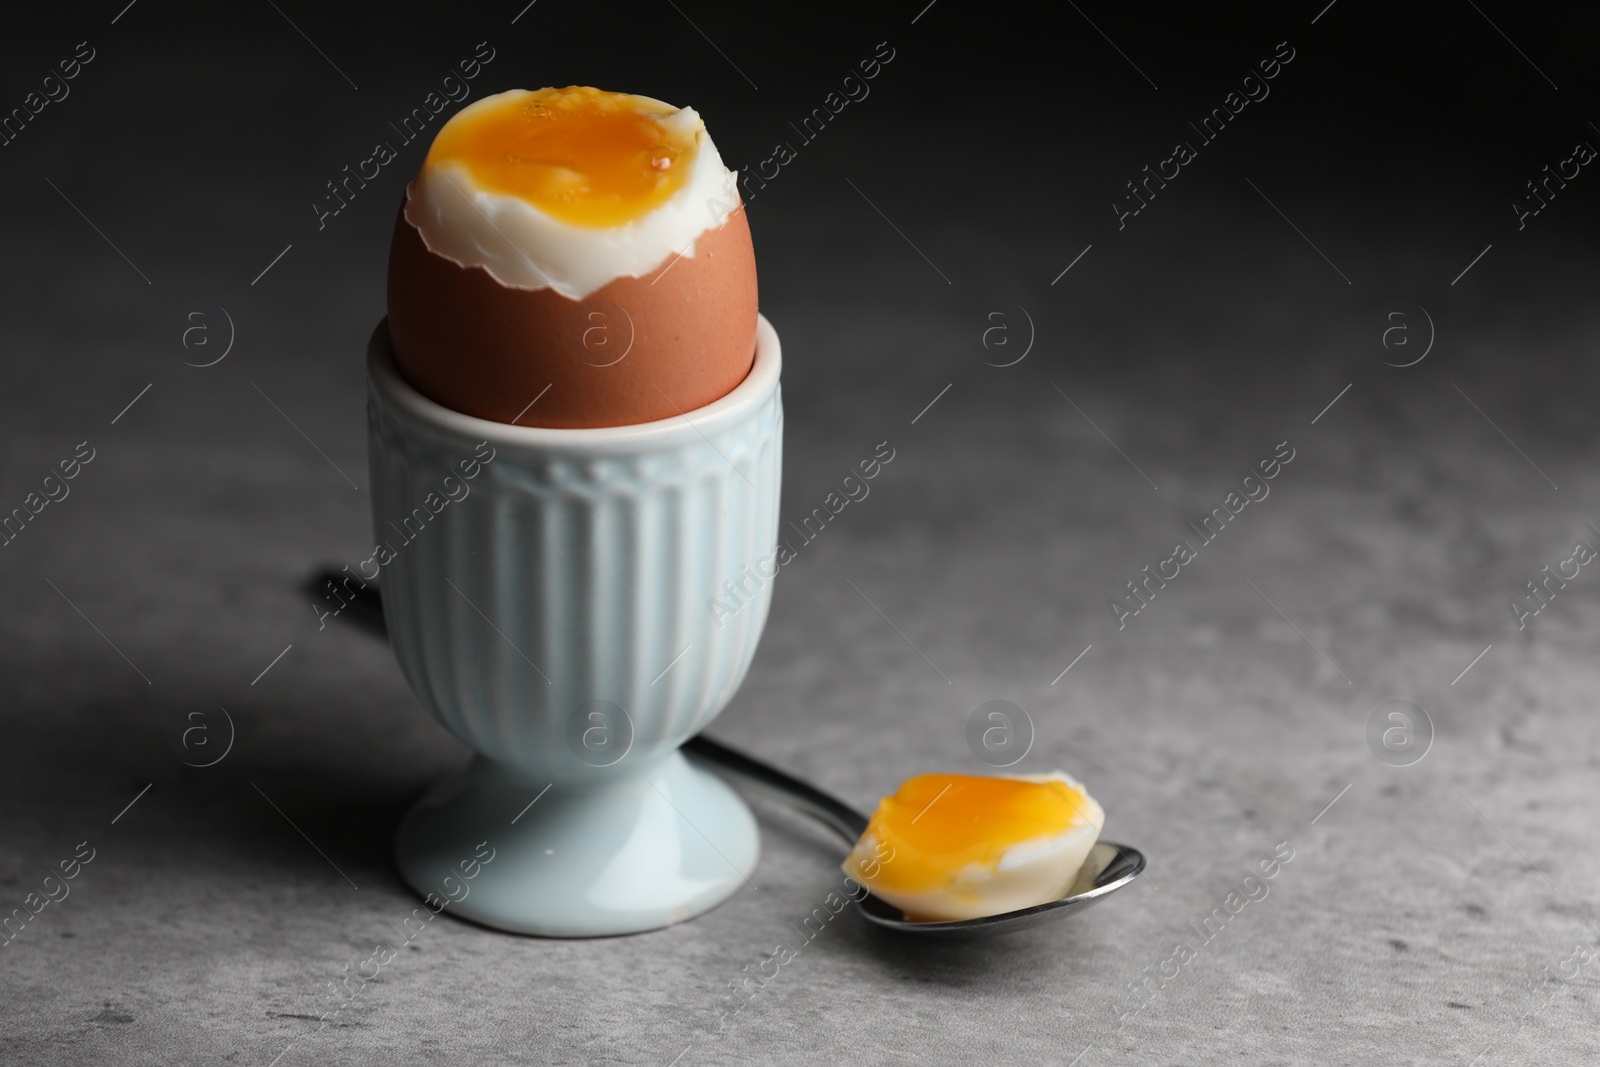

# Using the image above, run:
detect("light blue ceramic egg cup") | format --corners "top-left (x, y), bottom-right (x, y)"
top-left (366, 316), bottom-right (782, 937)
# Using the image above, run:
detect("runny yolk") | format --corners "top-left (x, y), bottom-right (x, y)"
top-left (424, 86), bottom-right (698, 229)
top-left (859, 774), bottom-right (1096, 894)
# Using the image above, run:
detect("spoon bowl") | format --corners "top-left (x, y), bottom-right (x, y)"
top-left (682, 735), bottom-right (1144, 936)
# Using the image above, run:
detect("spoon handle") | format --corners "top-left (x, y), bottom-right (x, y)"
top-left (683, 734), bottom-right (869, 846)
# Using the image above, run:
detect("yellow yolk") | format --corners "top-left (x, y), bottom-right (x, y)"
top-left (858, 773), bottom-right (1098, 895)
top-left (424, 86), bottom-right (698, 228)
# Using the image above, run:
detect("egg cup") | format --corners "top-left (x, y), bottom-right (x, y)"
top-left (367, 315), bottom-right (781, 936)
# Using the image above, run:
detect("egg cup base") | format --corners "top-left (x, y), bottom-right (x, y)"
top-left (395, 750), bottom-right (759, 937)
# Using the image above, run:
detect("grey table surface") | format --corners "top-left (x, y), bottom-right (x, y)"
top-left (2, 3), bottom-right (1598, 1065)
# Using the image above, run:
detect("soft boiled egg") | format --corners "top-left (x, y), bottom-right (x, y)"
top-left (387, 86), bottom-right (758, 428)
top-left (842, 771), bottom-right (1106, 922)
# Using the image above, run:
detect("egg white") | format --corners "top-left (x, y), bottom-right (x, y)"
top-left (404, 89), bottom-right (739, 301)
top-left (844, 771), bottom-right (1106, 923)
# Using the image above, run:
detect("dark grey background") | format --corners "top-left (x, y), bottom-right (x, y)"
top-left (2, 2), bottom-right (1598, 1064)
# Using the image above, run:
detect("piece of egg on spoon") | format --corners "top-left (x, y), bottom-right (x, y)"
top-left (387, 86), bottom-right (757, 428)
top-left (842, 771), bottom-right (1106, 923)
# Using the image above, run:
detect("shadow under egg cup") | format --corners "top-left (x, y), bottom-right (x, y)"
top-left (367, 315), bottom-right (782, 937)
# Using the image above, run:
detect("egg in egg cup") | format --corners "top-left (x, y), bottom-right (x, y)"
top-left (369, 88), bottom-right (779, 936)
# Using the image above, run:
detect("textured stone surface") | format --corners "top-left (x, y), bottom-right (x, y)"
top-left (1, 4), bottom-right (1597, 1065)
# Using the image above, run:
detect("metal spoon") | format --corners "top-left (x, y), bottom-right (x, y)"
top-left (312, 569), bottom-right (1145, 936)
top-left (682, 734), bottom-right (1144, 936)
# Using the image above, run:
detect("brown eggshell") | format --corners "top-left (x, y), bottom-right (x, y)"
top-left (386, 194), bottom-right (759, 429)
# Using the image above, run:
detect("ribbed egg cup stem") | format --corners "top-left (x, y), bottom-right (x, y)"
top-left (367, 316), bottom-right (782, 937)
